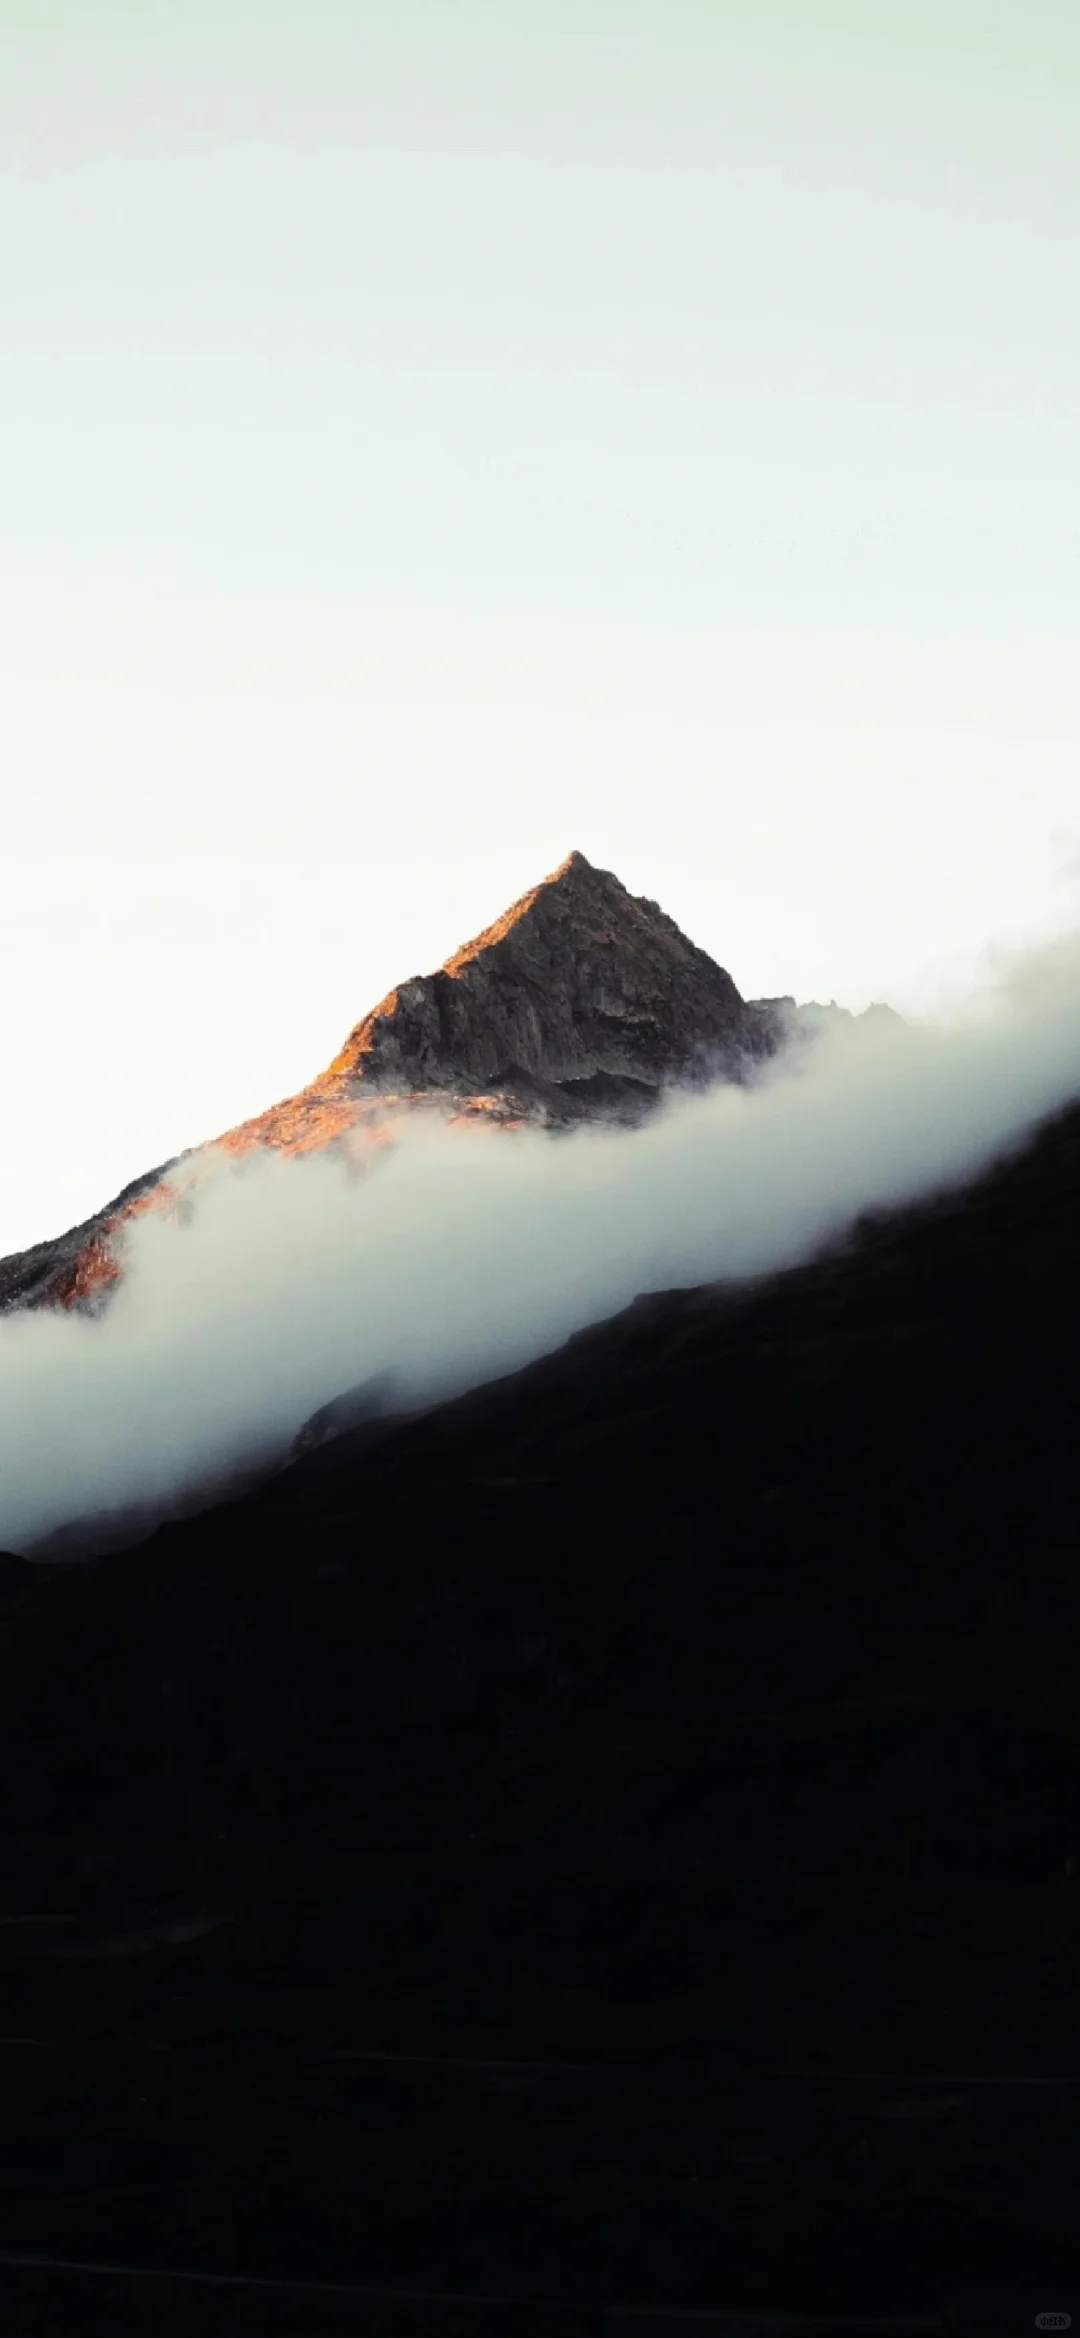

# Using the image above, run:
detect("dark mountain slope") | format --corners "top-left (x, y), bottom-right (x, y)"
top-left (0, 1088), bottom-right (1079, 2326)
top-left (5, 1086), bottom-right (1079, 1846)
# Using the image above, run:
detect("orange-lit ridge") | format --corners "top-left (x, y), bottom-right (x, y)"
top-left (7, 851), bottom-right (795, 1315)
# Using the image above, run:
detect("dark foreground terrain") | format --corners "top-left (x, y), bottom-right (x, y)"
top-left (2, 1098), bottom-right (1080, 2332)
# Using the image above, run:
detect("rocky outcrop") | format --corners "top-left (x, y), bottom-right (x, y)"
top-left (216, 850), bottom-right (787, 1163)
top-left (333, 849), bottom-right (777, 1106)
top-left (0, 1161), bottom-right (178, 1316)
top-left (0, 850), bottom-right (841, 1317)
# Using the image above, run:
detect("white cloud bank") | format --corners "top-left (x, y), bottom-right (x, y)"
top-left (3, 926), bottom-right (1080, 1554)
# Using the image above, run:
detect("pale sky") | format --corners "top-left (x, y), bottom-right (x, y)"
top-left (3, 1), bottom-right (1080, 1253)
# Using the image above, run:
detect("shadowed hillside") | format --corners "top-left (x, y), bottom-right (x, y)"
top-left (1, 1083), bottom-right (1079, 2329)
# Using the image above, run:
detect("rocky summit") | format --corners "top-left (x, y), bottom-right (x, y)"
top-left (327, 848), bottom-right (782, 1110)
top-left (0, 850), bottom-right (797, 1315)
top-left (217, 847), bottom-right (791, 1153)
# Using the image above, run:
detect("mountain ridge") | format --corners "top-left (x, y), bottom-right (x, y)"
top-left (1, 865), bottom-right (1078, 2321)
top-left (0, 850), bottom-right (833, 1316)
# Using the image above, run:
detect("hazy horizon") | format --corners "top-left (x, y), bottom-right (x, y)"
top-left (4, 3), bottom-right (1080, 1252)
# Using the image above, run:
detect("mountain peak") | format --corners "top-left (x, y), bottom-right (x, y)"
top-left (0, 853), bottom-right (790, 1315)
top-left (440, 849), bottom-right (600, 978)
top-left (328, 853), bottom-right (770, 1116)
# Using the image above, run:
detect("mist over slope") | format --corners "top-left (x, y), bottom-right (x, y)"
top-left (2, 921), bottom-right (1080, 1554)
top-left (0, 850), bottom-right (789, 1316)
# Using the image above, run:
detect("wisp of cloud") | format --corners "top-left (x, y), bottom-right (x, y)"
top-left (3, 926), bottom-right (1080, 1554)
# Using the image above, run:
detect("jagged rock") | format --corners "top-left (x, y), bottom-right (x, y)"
top-left (216, 849), bottom-right (791, 1162)
top-left (0, 851), bottom-right (797, 1317)
top-left (330, 849), bottom-right (778, 1107)
top-left (0, 1161), bottom-right (179, 1316)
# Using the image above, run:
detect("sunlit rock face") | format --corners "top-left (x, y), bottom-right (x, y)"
top-left (332, 849), bottom-right (777, 1104)
top-left (222, 849), bottom-right (786, 1154)
top-left (0, 1164), bottom-right (176, 1315)
top-left (0, 849), bottom-right (792, 1316)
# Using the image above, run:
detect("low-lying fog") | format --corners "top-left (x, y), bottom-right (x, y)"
top-left (3, 927), bottom-right (1080, 1553)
